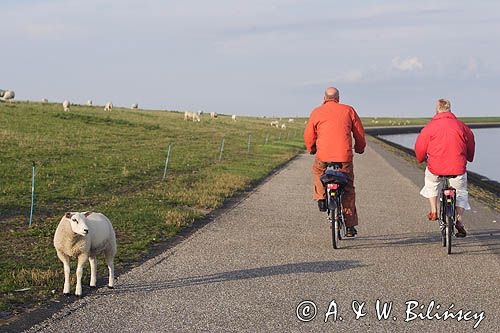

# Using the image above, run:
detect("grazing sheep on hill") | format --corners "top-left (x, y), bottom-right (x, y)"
top-left (42, 98), bottom-right (48, 103)
top-left (131, 103), bottom-right (138, 109)
top-left (288, 118), bottom-right (294, 123)
top-left (210, 112), bottom-right (218, 119)
top-left (53, 211), bottom-right (116, 296)
top-left (0, 90), bottom-right (15, 102)
top-left (281, 123), bottom-right (287, 129)
top-left (270, 121), bottom-right (279, 128)
top-left (184, 111), bottom-right (200, 122)
top-left (62, 100), bottom-right (70, 112)
top-left (87, 100), bottom-right (93, 106)
top-left (104, 102), bottom-right (113, 111)
top-left (232, 114), bottom-right (236, 121)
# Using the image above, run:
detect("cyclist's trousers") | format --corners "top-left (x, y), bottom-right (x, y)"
top-left (312, 158), bottom-right (358, 227)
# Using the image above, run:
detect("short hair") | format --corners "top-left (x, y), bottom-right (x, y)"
top-left (436, 99), bottom-right (451, 112)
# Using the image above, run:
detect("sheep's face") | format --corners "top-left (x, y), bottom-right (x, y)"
top-left (65, 212), bottom-right (89, 236)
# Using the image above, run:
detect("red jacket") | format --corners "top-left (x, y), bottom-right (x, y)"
top-left (304, 100), bottom-right (366, 162)
top-left (414, 112), bottom-right (475, 175)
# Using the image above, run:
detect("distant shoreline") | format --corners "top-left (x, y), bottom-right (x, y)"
top-left (364, 122), bottom-right (500, 136)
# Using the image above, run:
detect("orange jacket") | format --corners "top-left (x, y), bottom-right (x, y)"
top-left (304, 100), bottom-right (366, 162)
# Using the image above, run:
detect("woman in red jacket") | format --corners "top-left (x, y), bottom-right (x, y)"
top-left (414, 99), bottom-right (475, 237)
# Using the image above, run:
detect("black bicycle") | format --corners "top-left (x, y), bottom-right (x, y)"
top-left (320, 162), bottom-right (349, 249)
top-left (438, 176), bottom-right (457, 254)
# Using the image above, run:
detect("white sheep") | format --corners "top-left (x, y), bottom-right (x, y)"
top-left (42, 98), bottom-right (48, 103)
top-left (87, 100), bottom-right (93, 106)
top-left (270, 121), bottom-right (279, 128)
top-left (62, 100), bottom-right (70, 112)
top-left (184, 111), bottom-right (200, 122)
top-left (104, 102), bottom-right (113, 111)
top-left (53, 211), bottom-right (116, 296)
top-left (131, 103), bottom-right (138, 109)
top-left (281, 123), bottom-right (287, 129)
top-left (0, 90), bottom-right (15, 102)
top-left (231, 114), bottom-right (236, 121)
top-left (288, 118), bottom-right (294, 123)
top-left (210, 112), bottom-right (218, 119)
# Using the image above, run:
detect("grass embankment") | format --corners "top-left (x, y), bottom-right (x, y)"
top-left (0, 102), bottom-right (305, 318)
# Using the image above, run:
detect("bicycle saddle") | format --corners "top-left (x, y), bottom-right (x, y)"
top-left (325, 162), bottom-right (343, 169)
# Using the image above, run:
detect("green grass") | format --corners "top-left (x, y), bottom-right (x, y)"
top-left (0, 102), bottom-right (306, 317)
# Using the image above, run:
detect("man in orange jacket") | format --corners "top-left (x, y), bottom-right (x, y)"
top-left (304, 87), bottom-right (366, 237)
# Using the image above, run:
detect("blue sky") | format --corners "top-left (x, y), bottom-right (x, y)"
top-left (2, 0), bottom-right (500, 117)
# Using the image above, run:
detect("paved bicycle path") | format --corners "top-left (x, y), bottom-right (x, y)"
top-left (25, 140), bottom-right (500, 332)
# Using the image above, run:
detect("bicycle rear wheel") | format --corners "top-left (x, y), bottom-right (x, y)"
top-left (445, 215), bottom-right (453, 254)
top-left (330, 209), bottom-right (338, 249)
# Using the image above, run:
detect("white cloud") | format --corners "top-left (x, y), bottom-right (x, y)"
top-left (392, 57), bottom-right (424, 71)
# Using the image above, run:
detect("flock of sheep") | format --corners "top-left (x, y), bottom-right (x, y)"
top-left (183, 111), bottom-right (292, 129)
top-left (60, 100), bottom-right (136, 112)
top-left (1, 90), bottom-right (295, 128)
top-left (183, 110), bottom-right (237, 122)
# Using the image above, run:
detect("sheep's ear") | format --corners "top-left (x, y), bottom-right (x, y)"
top-left (84, 211), bottom-right (93, 217)
top-left (65, 212), bottom-right (73, 219)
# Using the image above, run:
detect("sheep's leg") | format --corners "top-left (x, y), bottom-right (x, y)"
top-left (105, 255), bottom-right (115, 289)
top-left (75, 253), bottom-right (88, 296)
top-left (89, 256), bottom-right (97, 287)
top-left (56, 251), bottom-right (71, 294)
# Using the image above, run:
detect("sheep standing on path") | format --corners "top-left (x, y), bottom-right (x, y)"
top-left (53, 212), bottom-right (116, 296)
top-left (62, 100), bottom-right (70, 112)
top-left (104, 102), bottom-right (113, 111)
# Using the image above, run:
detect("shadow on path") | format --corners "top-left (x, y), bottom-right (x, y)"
top-left (104, 260), bottom-right (362, 295)
top-left (342, 230), bottom-right (500, 256)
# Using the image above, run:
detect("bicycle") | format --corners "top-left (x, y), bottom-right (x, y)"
top-left (438, 175), bottom-right (457, 254)
top-left (320, 162), bottom-right (349, 249)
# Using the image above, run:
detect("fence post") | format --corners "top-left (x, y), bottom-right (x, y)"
top-left (219, 137), bottom-right (225, 161)
top-left (162, 143), bottom-right (172, 181)
top-left (29, 161), bottom-right (35, 226)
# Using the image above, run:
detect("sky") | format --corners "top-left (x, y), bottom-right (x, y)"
top-left (2, 0), bottom-right (500, 117)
